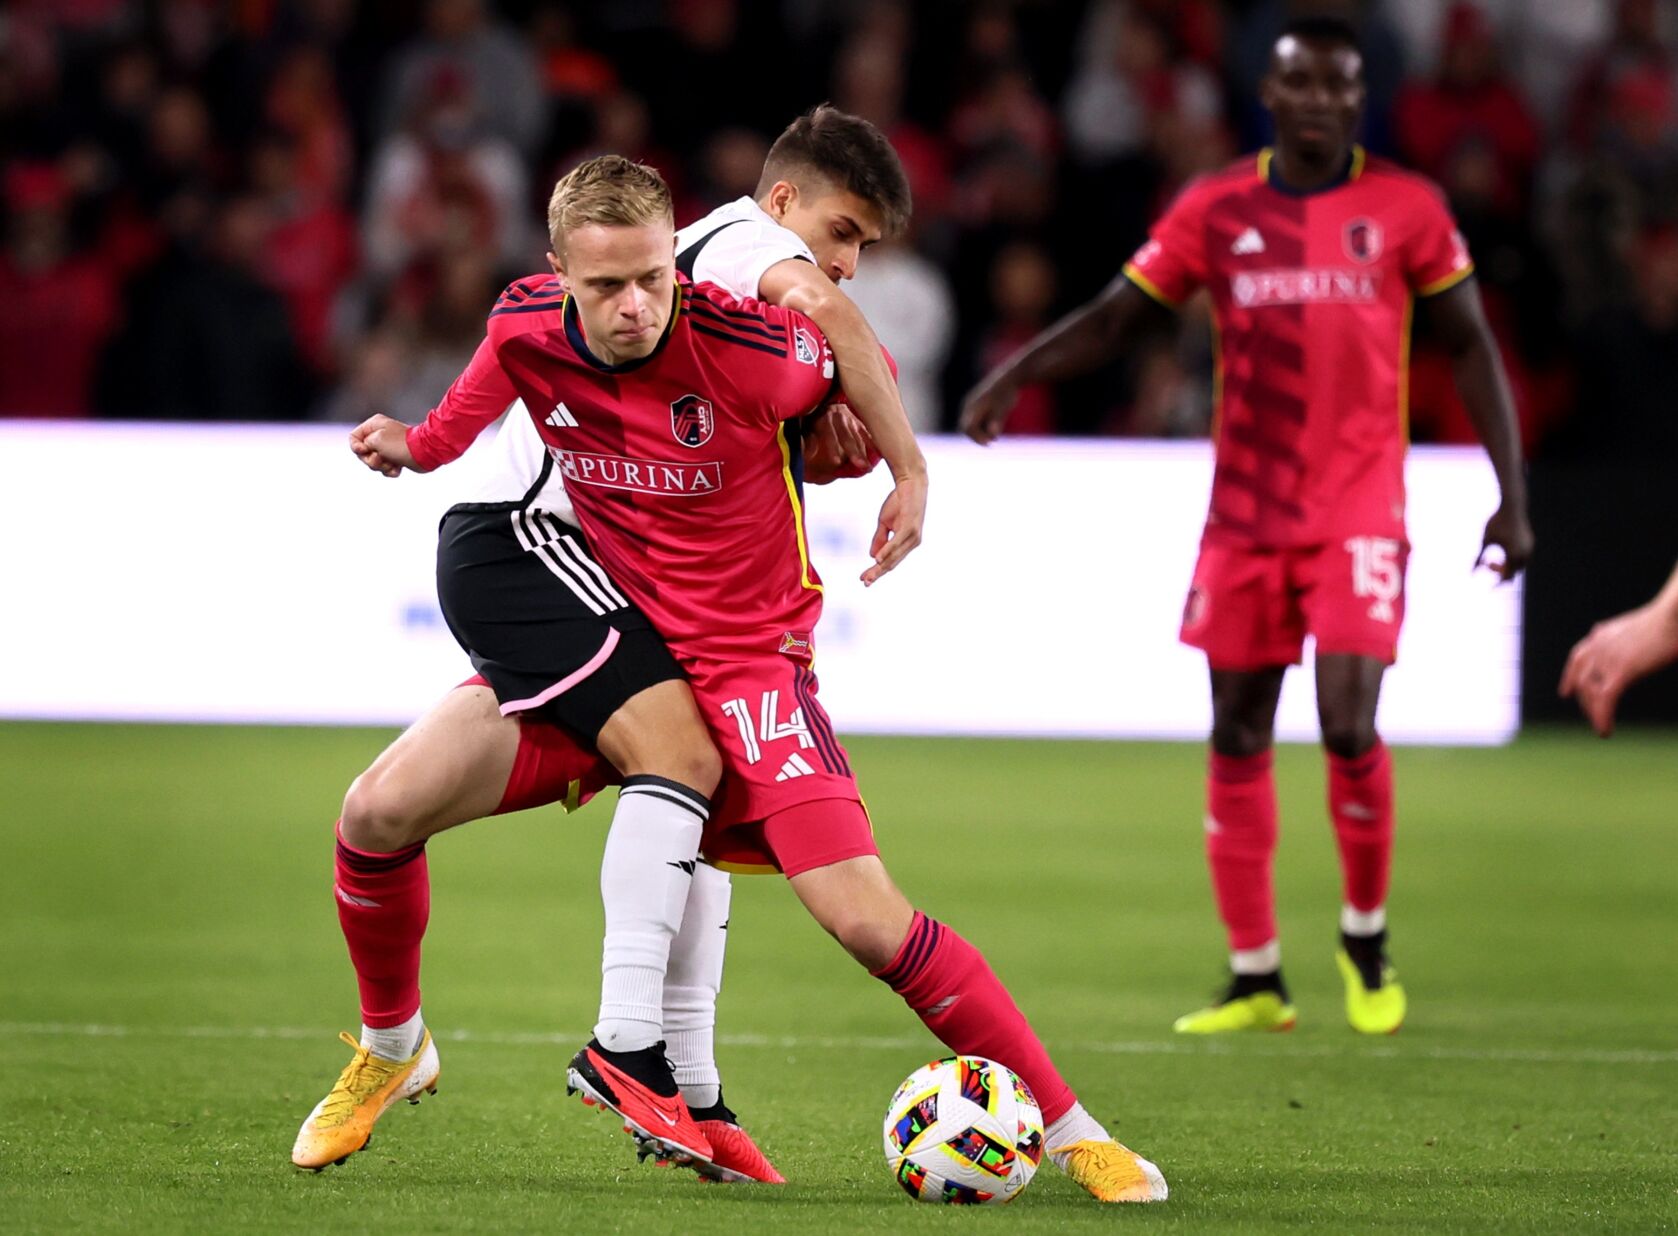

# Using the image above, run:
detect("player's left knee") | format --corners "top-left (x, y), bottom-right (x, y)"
top-left (1320, 717), bottom-right (1378, 760)
top-left (340, 768), bottom-right (431, 852)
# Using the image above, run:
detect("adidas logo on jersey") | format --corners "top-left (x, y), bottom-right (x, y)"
top-left (775, 753), bottom-right (817, 782)
top-left (1231, 227), bottom-right (1266, 256)
top-left (546, 402), bottom-right (579, 429)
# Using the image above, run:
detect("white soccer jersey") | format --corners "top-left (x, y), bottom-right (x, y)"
top-left (475, 197), bottom-right (817, 520)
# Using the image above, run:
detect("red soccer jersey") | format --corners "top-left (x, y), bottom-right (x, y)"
top-left (1124, 147), bottom-right (1473, 547)
top-left (404, 335), bottom-right (519, 471)
top-left (485, 273), bottom-right (837, 660)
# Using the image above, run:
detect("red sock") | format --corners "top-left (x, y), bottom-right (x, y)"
top-left (1206, 750), bottom-right (1279, 952)
top-left (872, 912), bottom-right (1075, 1124)
top-left (1326, 741), bottom-right (1394, 913)
top-left (334, 821), bottom-right (430, 1028)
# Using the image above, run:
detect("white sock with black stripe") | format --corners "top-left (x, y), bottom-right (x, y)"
top-left (594, 775), bottom-right (709, 1053)
top-left (664, 860), bottom-right (732, 1111)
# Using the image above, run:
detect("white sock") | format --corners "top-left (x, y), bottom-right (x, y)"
top-left (1046, 1101), bottom-right (1110, 1166)
top-left (1230, 939), bottom-right (1282, 974)
top-left (594, 776), bottom-right (708, 1052)
top-left (1341, 904), bottom-right (1386, 936)
top-left (360, 1008), bottom-right (424, 1061)
top-left (664, 861), bottom-right (732, 1111)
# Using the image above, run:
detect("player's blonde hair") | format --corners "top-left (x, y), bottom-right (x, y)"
top-left (546, 155), bottom-right (673, 254)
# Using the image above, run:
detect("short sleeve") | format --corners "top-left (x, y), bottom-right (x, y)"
top-left (1123, 184), bottom-right (1210, 306)
top-left (1406, 187), bottom-right (1475, 297)
top-left (773, 310), bottom-right (839, 420)
top-left (691, 219), bottom-right (815, 301)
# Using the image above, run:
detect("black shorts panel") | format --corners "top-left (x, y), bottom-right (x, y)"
top-left (437, 507), bottom-right (683, 742)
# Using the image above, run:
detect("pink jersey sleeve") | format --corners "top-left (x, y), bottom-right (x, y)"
top-left (404, 335), bottom-right (519, 471)
top-left (1123, 183), bottom-right (1211, 306)
top-left (1405, 185), bottom-right (1475, 297)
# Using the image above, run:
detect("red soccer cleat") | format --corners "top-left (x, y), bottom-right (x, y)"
top-left (694, 1117), bottom-right (786, 1184)
top-left (565, 1040), bottom-right (713, 1167)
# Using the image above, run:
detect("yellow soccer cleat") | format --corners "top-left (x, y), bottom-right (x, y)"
top-left (1337, 948), bottom-right (1406, 1035)
top-left (1051, 1139), bottom-right (1169, 1203)
top-left (1173, 986), bottom-right (1297, 1034)
top-left (291, 1030), bottom-right (440, 1170)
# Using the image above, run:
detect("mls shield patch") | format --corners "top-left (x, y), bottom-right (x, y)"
top-left (670, 393), bottom-right (715, 448)
top-left (793, 325), bottom-right (818, 366)
top-left (1343, 218), bottom-right (1383, 264)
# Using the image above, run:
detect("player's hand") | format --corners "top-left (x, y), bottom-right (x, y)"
top-left (803, 401), bottom-right (879, 484)
top-left (1559, 603), bottom-right (1678, 737)
top-left (864, 469), bottom-right (927, 586)
top-left (1475, 502), bottom-right (1533, 581)
top-left (822, 401), bottom-right (875, 472)
top-left (958, 375), bottom-right (1019, 445)
top-left (349, 415), bottom-right (421, 477)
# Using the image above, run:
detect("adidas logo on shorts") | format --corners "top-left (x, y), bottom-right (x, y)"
top-left (775, 753), bottom-right (816, 781)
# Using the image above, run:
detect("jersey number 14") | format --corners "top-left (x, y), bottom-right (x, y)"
top-left (720, 691), bottom-right (815, 765)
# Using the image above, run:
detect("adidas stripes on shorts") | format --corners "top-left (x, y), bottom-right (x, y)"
top-left (436, 505), bottom-right (684, 742)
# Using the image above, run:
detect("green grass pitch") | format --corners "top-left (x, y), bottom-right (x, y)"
top-left (1, 723), bottom-right (1674, 1233)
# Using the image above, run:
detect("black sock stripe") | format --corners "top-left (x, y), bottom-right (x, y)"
top-left (622, 787), bottom-right (710, 822)
top-left (620, 782), bottom-right (711, 822)
top-left (335, 840), bottom-right (425, 873)
top-left (621, 775), bottom-right (712, 814)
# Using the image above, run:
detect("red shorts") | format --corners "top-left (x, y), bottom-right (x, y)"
top-left (1179, 535), bottom-right (1409, 669)
top-left (468, 669), bottom-right (876, 877)
top-left (466, 676), bottom-right (616, 817)
top-left (680, 654), bottom-right (875, 875)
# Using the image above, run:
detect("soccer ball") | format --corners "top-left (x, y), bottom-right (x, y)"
top-left (882, 1056), bottom-right (1044, 1204)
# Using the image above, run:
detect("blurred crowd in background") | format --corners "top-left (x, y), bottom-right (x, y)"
top-left (2, 0), bottom-right (1676, 458)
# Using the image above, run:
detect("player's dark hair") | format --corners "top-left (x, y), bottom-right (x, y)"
top-left (757, 104), bottom-right (912, 238)
top-left (1278, 14), bottom-right (1364, 58)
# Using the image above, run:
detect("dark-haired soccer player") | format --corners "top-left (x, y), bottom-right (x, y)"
top-left (490, 154), bottom-right (1166, 1203)
top-left (961, 17), bottom-right (1532, 1036)
top-left (293, 109), bottom-right (920, 1182)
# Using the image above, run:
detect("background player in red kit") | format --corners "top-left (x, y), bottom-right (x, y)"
top-left (960, 16), bottom-right (1533, 1036)
top-left (490, 154), bottom-right (1167, 1204)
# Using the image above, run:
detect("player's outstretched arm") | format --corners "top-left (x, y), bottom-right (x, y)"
top-left (959, 275), bottom-right (1163, 444)
top-left (760, 259), bottom-right (927, 585)
top-left (1559, 562), bottom-right (1678, 737)
top-left (390, 335), bottom-right (522, 476)
top-left (1425, 279), bottom-right (1534, 580)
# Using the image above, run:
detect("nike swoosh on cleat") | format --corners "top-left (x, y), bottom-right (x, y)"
top-left (654, 1111), bottom-right (679, 1127)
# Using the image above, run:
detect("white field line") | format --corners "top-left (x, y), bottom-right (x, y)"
top-left (2, 1021), bottom-right (1674, 1067)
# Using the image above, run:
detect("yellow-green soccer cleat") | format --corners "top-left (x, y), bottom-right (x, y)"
top-left (1337, 947), bottom-right (1406, 1035)
top-left (291, 1030), bottom-right (440, 1169)
top-left (1173, 976), bottom-right (1297, 1034)
top-left (1051, 1139), bottom-right (1169, 1203)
